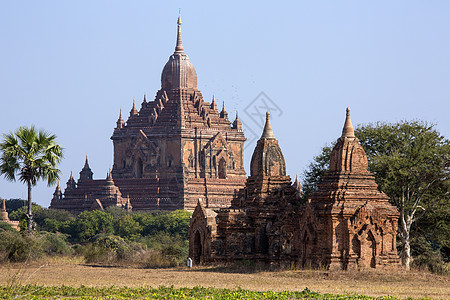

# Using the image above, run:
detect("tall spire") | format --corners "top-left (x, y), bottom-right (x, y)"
top-left (175, 10), bottom-right (184, 54)
top-left (2, 198), bottom-right (5, 212)
top-left (341, 107), bottom-right (355, 138)
top-left (260, 112), bottom-right (275, 139)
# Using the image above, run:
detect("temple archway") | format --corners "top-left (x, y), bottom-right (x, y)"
top-left (193, 230), bottom-right (202, 264)
top-left (218, 157), bottom-right (227, 179)
top-left (135, 158), bottom-right (143, 178)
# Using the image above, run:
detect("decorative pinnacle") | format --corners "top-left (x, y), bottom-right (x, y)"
top-left (261, 111), bottom-right (275, 139)
top-left (175, 11), bottom-right (184, 54)
top-left (342, 107), bottom-right (355, 138)
top-left (84, 155), bottom-right (89, 168)
top-left (130, 99), bottom-right (138, 116)
top-left (2, 198), bottom-right (6, 211)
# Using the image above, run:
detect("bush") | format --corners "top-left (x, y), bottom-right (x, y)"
top-left (0, 231), bottom-right (42, 262)
top-left (138, 232), bottom-right (188, 266)
top-left (0, 222), bottom-right (15, 232)
top-left (40, 232), bottom-right (73, 256)
top-left (0, 231), bottom-right (73, 263)
top-left (411, 235), bottom-right (449, 275)
top-left (83, 235), bottom-right (136, 264)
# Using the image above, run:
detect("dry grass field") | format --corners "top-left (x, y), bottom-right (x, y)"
top-left (0, 258), bottom-right (448, 299)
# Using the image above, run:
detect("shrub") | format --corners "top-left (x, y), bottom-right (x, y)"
top-left (0, 231), bottom-right (42, 262)
top-left (411, 235), bottom-right (449, 275)
top-left (0, 222), bottom-right (15, 232)
top-left (40, 232), bottom-right (73, 256)
top-left (83, 235), bottom-right (136, 264)
top-left (138, 232), bottom-right (188, 266)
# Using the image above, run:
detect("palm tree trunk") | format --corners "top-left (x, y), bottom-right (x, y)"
top-left (27, 180), bottom-right (33, 234)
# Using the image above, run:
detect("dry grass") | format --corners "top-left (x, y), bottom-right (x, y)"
top-left (0, 258), bottom-right (448, 299)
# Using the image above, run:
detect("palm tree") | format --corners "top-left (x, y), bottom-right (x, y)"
top-left (0, 126), bottom-right (63, 233)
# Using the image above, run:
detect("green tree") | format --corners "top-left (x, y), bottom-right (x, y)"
top-left (0, 126), bottom-right (63, 233)
top-left (114, 214), bottom-right (143, 241)
top-left (302, 120), bottom-right (450, 271)
top-left (74, 210), bottom-right (114, 242)
top-left (301, 144), bottom-right (333, 202)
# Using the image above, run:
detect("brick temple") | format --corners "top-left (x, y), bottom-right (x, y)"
top-left (50, 15), bottom-right (246, 213)
top-left (188, 109), bottom-right (400, 270)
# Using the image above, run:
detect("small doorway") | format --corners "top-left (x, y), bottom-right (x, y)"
top-left (193, 230), bottom-right (202, 264)
top-left (135, 158), bottom-right (143, 178)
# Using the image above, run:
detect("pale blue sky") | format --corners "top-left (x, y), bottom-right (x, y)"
top-left (1, 1), bottom-right (449, 207)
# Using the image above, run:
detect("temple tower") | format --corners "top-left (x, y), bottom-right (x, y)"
top-left (306, 108), bottom-right (400, 269)
top-left (51, 14), bottom-right (246, 213)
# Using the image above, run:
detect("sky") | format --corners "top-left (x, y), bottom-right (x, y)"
top-left (1, 1), bottom-right (449, 208)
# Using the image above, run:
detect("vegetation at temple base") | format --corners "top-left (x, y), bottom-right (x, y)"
top-left (0, 126), bottom-right (63, 234)
top-left (0, 203), bottom-right (191, 267)
top-left (0, 285), bottom-right (404, 300)
top-left (302, 120), bottom-right (450, 274)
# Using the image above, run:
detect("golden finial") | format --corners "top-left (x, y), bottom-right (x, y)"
top-left (177, 9), bottom-right (182, 25)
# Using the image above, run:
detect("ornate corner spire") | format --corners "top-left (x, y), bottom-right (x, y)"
top-left (342, 107), bottom-right (355, 138)
top-left (69, 170), bottom-right (74, 180)
top-left (143, 94), bottom-right (147, 103)
top-left (106, 168), bottom-right (113, 181)
top-left (233, 110), bottom-right (242, 130)
top-left (220, 100), bottom-right (228, 119)
top-left (175, 11), bottom-right (184, 54)
top-left (116, 109), bottom-right (125, 129)
top-left (130, 99), bottom-right (138, 116)
top-left (261, 111), bottom-right (275, 139)
top-left (210, 94), bottom-right (217, 110)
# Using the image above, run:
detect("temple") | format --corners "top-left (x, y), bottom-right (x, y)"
top-left (0, 199), bottom-right (20, 231)
top-left (188, 109), bottom-right (400, 270)
top-left (50, 14), bottom-right (246, 213)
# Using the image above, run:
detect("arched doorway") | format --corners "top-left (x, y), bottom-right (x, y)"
top-left (193, 230), bottom-right (202, 265)
top-left (218, 158), bottom-right (226, 179)
top-left (359, 230), bottom-right (376, 268)
top-left (135, 158), bottom-right (143, 178)
top-left (301, 232), bottom-right (313, 268)
top-left (352, 234), bottom-right (361, 265)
